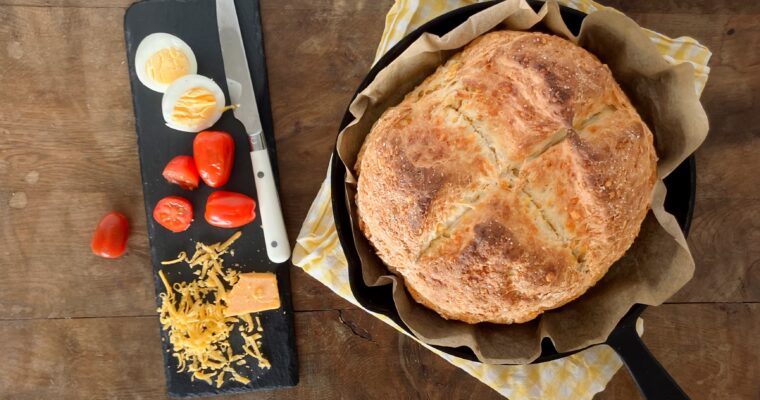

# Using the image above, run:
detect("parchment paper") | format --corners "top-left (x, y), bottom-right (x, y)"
top-left (336, 0), bottom-right (709, 364)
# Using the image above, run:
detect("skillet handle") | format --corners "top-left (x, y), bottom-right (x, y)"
top-left (606, 312), bottom-right (689, 400)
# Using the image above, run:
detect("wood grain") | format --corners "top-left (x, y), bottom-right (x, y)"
top-left (0, 1), bottom-right (130, 7)
top-left (595, 304), bottom-right (760, 400)
top-left (0, 5), bottom-right (138, 195)
top-left (0, 1), bottom-right (759, 399)
top-left (602, 0), bottom-right (760, 14)
top-left (261, 0), bottom-right (392, 240)
top-left (0, 309), bottom-right (503, 400)
top-left (0, 305), bottom-right (756, 399)
top-left (674, 198), bottom-right (760, 302)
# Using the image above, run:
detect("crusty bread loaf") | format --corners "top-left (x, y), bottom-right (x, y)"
top-left (355, 31), bottom-right (657, 324)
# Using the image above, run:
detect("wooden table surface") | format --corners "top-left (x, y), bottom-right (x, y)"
top-left (1, 0), bottom-right (758, 399)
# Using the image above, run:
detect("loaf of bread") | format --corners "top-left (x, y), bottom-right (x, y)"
top-left (355, 31), bottom-right (657, 324)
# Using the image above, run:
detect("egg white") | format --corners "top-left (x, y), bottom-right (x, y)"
top-left (161, 74), bottom-right (226, 133)
top-left (135, 33), bottom-right (197, 93)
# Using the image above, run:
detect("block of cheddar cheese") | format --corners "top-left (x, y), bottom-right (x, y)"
top-left (224, 272), bottom-right (281, 317)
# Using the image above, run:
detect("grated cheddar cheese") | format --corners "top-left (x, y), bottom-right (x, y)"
top-left (157, 232), bottom-right (271, 388)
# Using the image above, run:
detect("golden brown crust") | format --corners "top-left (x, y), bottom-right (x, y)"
top-left (355, 31), bottom-right (657, 324)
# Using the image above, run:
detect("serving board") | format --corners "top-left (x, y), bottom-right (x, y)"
top-left (124, 0), bottom-right (298, 396)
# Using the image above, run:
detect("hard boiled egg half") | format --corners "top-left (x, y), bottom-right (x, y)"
top-left (162, 75), bottom-right (227, 132)
top-left (135, 33), bottom-right (197, 93)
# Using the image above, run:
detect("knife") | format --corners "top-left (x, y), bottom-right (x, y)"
top-left (216, 0), bottom-right (290, 263)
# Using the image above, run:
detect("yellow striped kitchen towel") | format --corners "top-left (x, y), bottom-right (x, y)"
top-left (293, 1), bottom-right (711, 398)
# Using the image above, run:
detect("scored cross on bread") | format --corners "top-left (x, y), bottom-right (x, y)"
top-left (355, 31), bottom-right (657, 324)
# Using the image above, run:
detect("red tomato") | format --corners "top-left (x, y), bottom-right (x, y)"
top-left (91, 211), bottom-right (129, 258)
top-left (205, 191), bottom-right (256, 228)
top-left (162, 155), bottom-right (200, 190)
top-left (193, 131), bottom-right (235, 188)
top-left (153, 196), bottom-right (193, 233)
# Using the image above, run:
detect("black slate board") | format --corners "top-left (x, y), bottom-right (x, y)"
top-left (124, 0), bottom-right (298, 396)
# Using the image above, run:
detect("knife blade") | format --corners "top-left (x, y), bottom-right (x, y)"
top-left (217, 0), bottom-right (291, 263)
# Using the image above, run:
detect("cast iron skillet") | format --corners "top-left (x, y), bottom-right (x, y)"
top-left (330, 2), bottom-right (693, 399)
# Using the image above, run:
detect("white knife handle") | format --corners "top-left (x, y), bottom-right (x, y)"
top-left (251, 149), bottom-right (291, 263)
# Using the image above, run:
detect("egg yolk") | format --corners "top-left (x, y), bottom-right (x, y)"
top-left (171, 87), bottom-right (217, 127)
top-left (145, 48), bottom-right (190, 85)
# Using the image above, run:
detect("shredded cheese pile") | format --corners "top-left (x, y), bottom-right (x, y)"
top-left (157, 232), bottom-right (271, 388)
